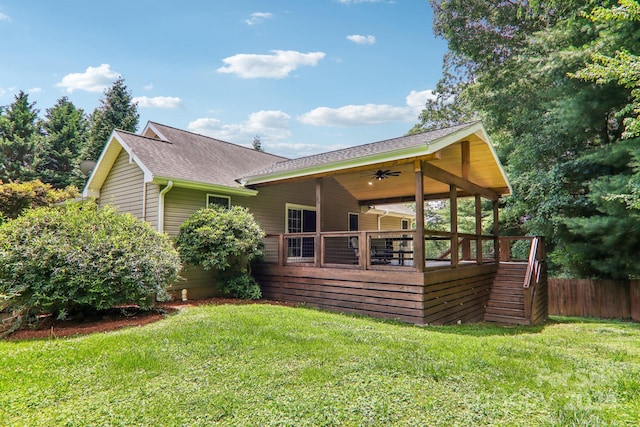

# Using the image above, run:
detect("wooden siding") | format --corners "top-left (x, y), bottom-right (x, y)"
top-left (548, 278), bottom-right (639, 321)
top-left (257, 265), bottom-right (426, 324)
top-left (257, 264), bottom-right (497, 325)
top-left (98, 149), bottom-right (143, 217)
top-left (423, 264), bottom-right (496, 325)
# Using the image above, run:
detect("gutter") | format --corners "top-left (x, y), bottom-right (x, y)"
top-left (158, 180), bottom-right (173, 232)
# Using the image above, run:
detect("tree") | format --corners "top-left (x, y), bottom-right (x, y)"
top-left (0, 91), bottom-right (41, 182)
top-left (0, 179), bottom-right (78, 220)
top-left (83, 78), bottom-right (139, 162)
top-left (419, 0), bottom-right (640, 278)
top-left (252, 134), bottom-right (264, 152)
top-left (34, 97), bottom-right (88, 189)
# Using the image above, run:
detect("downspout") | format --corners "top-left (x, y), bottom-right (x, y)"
top-left (158, 181), bottom-right (173, 232)
top-left (377, 209), bottom-right (389, 231)
top-left (142, 182), bottom-right (147, 222)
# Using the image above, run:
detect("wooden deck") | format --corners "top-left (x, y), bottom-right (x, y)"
top-left (257, 233), bottom-right (547, 326)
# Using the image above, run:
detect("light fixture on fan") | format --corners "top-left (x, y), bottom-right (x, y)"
top-left (371, 169), bottom-right (401, 180)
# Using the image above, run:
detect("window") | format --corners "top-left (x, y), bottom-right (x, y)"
top-left (286, 204), bottom-right (316, 259)
top-left (348, 213), bottom-right (359, 231)
top-left (207, 194), bottom-right (230, 209)
top-left (401, 219), bottom-right (410, 230)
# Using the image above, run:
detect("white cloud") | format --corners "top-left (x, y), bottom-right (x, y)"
top-left (0, 12), bottom-right (11, 22)
top-left (133, 96), bottom-right (182, 109)
top-left (347, 34), bottom-right (376, 45)
top-left (217, 50), bottom-right (325, 79)
top-left (246, 11), bottom-right (273, 26)
top-left (143, 83), bottom-right (154, 91)
top-left (299, 89), bottom-right (436, 127)
top-left (27, 87), bottom-right (42, 94)
top-left (188, 110), bottom-right (291, 144)
top-left (55, 64), bottom-right (120, 93)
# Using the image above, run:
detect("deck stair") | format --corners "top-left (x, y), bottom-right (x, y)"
top-left (484, 262), bottom-right (531, 325)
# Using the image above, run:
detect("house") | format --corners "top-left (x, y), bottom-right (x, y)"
top-left (84, 121), bottom-right (547, 325)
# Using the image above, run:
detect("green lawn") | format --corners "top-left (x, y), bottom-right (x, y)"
top-left (1, 304), bottom-right (639, 426)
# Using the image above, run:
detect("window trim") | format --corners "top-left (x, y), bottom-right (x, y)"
top-left (285, 203), bottom-right (316, 233)
top-left (206, 193), bottom-right (231, 209)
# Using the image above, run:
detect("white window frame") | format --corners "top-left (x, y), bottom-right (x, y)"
top-left (206, 194), bottom-right (231, 209)
top-left (285, 203), bottom-right (316, 262)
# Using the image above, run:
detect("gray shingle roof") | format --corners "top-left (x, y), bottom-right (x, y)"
top-left (117, 122), bottom-right (286, 187)
top-left (242, 121), bottom-right (480, 180)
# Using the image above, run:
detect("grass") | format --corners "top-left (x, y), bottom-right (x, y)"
top-left (1, 304), bottom-right (639, 426)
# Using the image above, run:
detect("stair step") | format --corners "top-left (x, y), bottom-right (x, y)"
top-left (484, 314), bottom-right (531, 325)
top-left (486, 300), bottom-right (524, 310)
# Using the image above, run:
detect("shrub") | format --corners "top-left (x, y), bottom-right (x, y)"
top-left (0, 179), bottom-right (79, 220)
top-left (0, 202), bottom-right (181, 321)
top-left (175, 206), bottom-right (265, 299)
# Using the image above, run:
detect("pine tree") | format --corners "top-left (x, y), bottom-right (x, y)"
top-left (34, 97), bottom-right (88, 189)
top-left (0, 91), bottom-right (41, 182)
top-left (82, 78), bottom-right (139, 161)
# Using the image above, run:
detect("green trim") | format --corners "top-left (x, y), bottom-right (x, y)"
top-left (153, 177), bottom-right (258, 196)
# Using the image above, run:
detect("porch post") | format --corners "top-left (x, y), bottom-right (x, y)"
top-left (414, 160), bottom-right (425, 273)
top-left (315, 178), bottom-right (322, 267)
top-left (475, 194), bottom-right (483, 264)
top-left (450, 184), bottom-right (459, 267)
top-left (493, 199), bottom-right (500, 262)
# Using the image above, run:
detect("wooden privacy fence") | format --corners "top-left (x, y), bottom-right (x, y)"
top-left (548, 278), bottom-right (640, 321)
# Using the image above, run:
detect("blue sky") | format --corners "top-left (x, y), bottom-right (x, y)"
top-left (0, 0), bottom-right (448, 158)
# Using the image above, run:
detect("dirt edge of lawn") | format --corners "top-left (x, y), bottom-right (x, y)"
top-left (2, 298), bottom-right (297, 341)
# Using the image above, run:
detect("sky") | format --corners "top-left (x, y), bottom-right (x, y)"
top-left (0, 0), bottom-right (448, 158)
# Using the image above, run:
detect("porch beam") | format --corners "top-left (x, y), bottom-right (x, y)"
top-left (414, 160), bottom-right (425, 273)
top-left (461, 140), bottom-right (470, 180)
top-left (450, 184), bottom-right (459, 267)
top-left (475, 194), bottom-right (483, 264)
top-left (315, 178), bottom-right (322, 267)
top-left (493, 199), bottom-right (500, 262)
top-left (421, 161), bottom-right (500, 201)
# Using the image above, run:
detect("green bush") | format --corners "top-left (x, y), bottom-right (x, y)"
top-left (175, 206), bottom-right (265, 299)
top-left (0, 202), bottom-right (181, 320)
top-left (0, 179), bottom-right (79, 219)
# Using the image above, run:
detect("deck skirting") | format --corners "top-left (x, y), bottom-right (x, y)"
top-left (256, 264), bottom-right (498, 325)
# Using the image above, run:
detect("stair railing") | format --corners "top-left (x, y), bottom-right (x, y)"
top-left (523, 237), bottom-right (544, 319)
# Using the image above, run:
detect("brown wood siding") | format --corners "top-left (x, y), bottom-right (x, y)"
top-left (256, 265), bottom-right (426, 323)
top-left (98, 149), bottom-right (143, 218)
top-left (423, 264), bottom-right (497, 325)
top-left (257, 264), bottom-right (497, 325)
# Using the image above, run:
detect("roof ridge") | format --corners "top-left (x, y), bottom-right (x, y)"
top-left (148, 121), bottom-right (287, 160)
top-left (116, 128), bottom-right (173, 144)
top-left (267, 120), bottom-right (479, 167)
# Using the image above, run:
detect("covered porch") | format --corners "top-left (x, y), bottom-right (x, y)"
top-left (244, 122), bottom-right (546, 325)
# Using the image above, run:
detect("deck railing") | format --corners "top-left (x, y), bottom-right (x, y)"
top-left (262, 230), bottom-right (498, 272)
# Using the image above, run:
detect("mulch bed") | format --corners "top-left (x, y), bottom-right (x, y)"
top-left (2, 298), bottom-right (296, 341)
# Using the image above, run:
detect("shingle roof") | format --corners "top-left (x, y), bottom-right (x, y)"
top-left (243, 121), bottom-right (480, 180)
top-left (117, 122), bottom-right (286, 188)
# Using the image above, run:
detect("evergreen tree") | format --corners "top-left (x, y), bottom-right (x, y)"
top-left (0, 91), bottom-right (41, 182)
top-left (83, 78), bottom-right (139, 161)
top-left (419, 0), bottom-right (640, 278)
top-left (34, 97), bottom-right (88, 189)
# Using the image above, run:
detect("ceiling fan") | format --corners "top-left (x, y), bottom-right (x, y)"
top-left (370, 169), bottom-right (401, 181)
